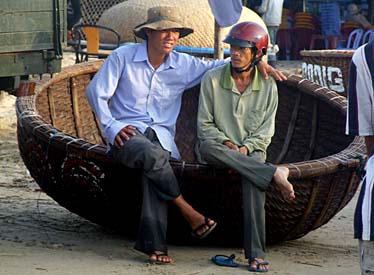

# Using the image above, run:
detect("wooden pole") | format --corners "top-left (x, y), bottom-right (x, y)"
top-left (213, 20), bottom-right (224, 59)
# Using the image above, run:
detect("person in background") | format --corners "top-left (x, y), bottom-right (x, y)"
top-left (346, 40), bottom-right (374, 275)
top-left (345, 3), bottom-right (371, 28)
top-left (197, 21), bottom-right (295, 273)
top-left (86, 5), bottom-right (287, 265)
top-left (67, 0), bottom-right (82, 40)
top-left (255, 0), bottom-right (284, 47)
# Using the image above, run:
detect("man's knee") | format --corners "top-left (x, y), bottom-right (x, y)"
top-left (112, 136), bottom-right (168, 167)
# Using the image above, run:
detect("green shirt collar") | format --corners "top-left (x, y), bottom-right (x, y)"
top-left (220, 63), bottom-right (261, 92)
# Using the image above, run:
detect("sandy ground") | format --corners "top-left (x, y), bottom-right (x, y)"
top-left (0, 52), bottom-right (361, 275)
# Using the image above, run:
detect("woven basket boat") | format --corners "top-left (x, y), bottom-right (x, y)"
top-left (16, 61), bottom-right (366, 246)
top-left (300, 50), bottom-right (355, 97)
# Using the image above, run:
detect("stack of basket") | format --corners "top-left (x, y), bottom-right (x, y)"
top-left (277, 8), bottom-right (293, 60)
top-left (294, 12), bottom-right (316, 30)
top-left (293, 12), bottom-right (319, 59)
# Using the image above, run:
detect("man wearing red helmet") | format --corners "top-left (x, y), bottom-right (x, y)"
top-left (197, 21), bottom-right (295, 273)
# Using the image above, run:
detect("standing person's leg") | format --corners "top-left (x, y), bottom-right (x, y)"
top-left (268, 26), bottom-right (278, 46)
top-left (359, 239), bottom-right (374, 274)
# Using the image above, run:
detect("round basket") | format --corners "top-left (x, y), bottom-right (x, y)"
top-left (300, 49), bottom-right (355, 96)
top-left (97, 0), bottom-right (267, 49)
top-left (16, 61), bottom-right (366, 246)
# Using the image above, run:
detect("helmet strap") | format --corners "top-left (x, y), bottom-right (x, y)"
top-left (232, 63), bottom-right (252, 74)
top-left (231, 49), bottom-right (264, 74)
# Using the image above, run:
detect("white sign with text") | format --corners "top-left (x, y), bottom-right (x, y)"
top-left (301, 62), bottom-right (345, 94)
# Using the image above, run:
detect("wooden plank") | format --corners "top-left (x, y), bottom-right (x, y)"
top-left (71, 77), bottom-right (83, 139)
top-left (0, 12), bottom-right (54, 33)
top-left (0, 52), bottom-right (61, 77)
top-left (275, 92), bottom-right (302, 164)
top-left (304, 98), bottom-right (318, 160)
top-left (0, 32), bottom-right (53, 52)
top-left (0, 0), bottom-right (52, 12)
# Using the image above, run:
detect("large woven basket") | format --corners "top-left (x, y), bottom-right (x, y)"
top-left (300, 50), bottom-right (355, 97)
top-left (16, 61), bottom-right (366, 246)
top-left (97, 0), bottom-right (267, 49)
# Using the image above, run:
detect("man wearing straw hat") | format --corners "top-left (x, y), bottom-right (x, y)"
top-left (86, 5), bottom-right (286, 265)
top-left (197, 21), bottom-right (295, 272)
top-left (346, 40), bottom-right (374, 275)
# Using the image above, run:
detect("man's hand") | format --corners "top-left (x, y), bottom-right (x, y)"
top-left (257, 60), bottom-right (287, 81)
top-left (223, 140), bottom-right (239, 151)
top-left (114, 125), bottom-right (136, 148)
top-left (239, 146), bottom-right (248, 155)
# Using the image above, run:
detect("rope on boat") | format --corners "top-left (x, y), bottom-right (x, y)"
top-left (32, 123), bottom-right (54, 134)
top-left (17, 110), bottom-right (40, 127)
top-left (298, 78), bottom-right (307, 85)
top-left (86, 144), bottom-right (101, 151)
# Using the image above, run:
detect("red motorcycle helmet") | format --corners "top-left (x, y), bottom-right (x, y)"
top-left (223, 21), bottom-right (269, 55)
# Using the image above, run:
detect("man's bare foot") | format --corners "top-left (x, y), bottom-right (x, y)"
top-left (148, 251), bottom-right (173, 264)
top-left (273, 166), bottom-right (295, 201)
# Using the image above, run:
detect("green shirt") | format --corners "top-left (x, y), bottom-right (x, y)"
top-left (197, 63), bottom-right (278, 155)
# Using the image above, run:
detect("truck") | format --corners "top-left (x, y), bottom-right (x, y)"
top-left (0, 0), bottom-right (66, 94)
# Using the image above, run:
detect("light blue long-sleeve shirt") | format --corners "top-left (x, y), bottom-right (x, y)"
top-left (86, 41), bottom-right (227, 159)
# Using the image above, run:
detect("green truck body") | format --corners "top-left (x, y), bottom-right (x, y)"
top-left (0, 0), bottom-right (66, 92)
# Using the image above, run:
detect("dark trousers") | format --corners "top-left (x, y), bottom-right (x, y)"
top-left (110, 128), bottom-right (180, 255)
top-left (198, 140), bottom-right (276, 259)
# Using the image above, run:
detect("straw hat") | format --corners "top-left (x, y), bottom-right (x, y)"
top-left (133, 6), bottom-right (193, 40)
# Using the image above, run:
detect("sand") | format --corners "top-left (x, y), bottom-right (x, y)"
top-left (0, 52), bottom-right (361, 275)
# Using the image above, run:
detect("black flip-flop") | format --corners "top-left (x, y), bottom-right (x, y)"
top-left (211, 254), bottom-right (239, 267)
top-left (191, 217), bottom-right (217, 239)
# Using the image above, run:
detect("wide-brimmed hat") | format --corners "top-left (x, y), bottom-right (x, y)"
top-left (133, 6), bottom-right (194, 40)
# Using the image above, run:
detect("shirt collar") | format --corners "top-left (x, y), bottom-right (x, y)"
top-left (220, 63), bottom-right (261, 92)
top-left (133, 41), bottom-right (179, 70)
